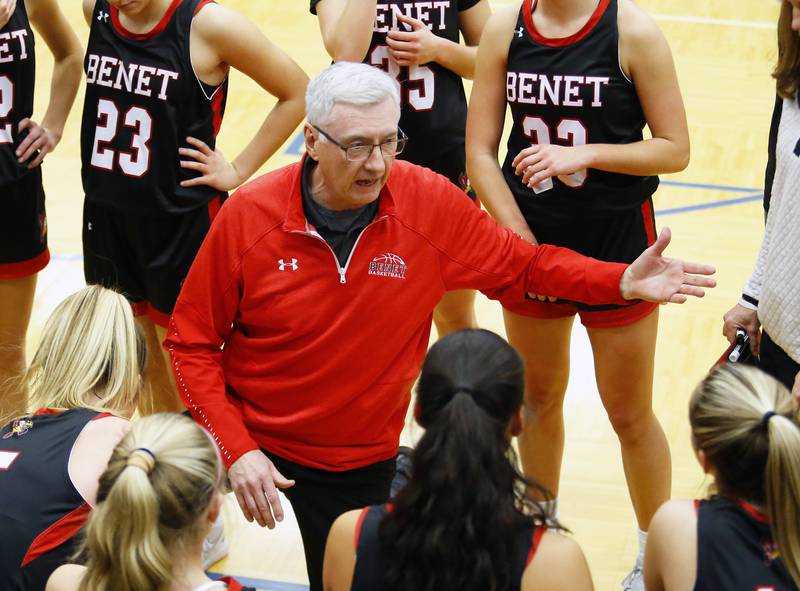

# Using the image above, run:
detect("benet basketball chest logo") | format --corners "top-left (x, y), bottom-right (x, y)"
top-left (368, 253), bottom-right (407, 279)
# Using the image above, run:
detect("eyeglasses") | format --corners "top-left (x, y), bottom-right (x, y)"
top-left (313, 125), bottom-right (407, 162)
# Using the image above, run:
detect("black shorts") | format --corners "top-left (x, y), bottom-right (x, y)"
top-left (501, 199), bottom-right (658, 328)
top-left (0, 167), bottom-right (48, 279)
top-left (83, 196), bottom-right (223, 326)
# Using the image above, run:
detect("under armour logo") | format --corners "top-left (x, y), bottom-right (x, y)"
top-left (278, 258), bottom-right (298, 271)
top-left (515, 26), bottom-right (524, 38)
top-left (98, 11), bottom-right (109, 22)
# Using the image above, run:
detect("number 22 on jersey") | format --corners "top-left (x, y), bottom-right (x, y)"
top-left (523, 115), bottom-right (588, 194)
top-left (90, 98), bottom-right (152, 177)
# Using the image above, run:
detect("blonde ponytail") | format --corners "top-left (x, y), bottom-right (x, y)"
top-left (765, 413), bottom-right (800, 584)
top-left (79, 413), bottom-right (221, 591)
top-left (690, 364), bottom-right (800, 586)
top-left (22, 285), bottom-right (146, 416)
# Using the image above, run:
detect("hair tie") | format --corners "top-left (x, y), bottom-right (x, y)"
top-left (453, 386), bottom-right (474, 397)
top-left (127, 447), bottom-right (156, 474)
top-left (761, 411), bottom-right (777, 431)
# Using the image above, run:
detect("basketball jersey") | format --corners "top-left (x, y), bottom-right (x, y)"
top-left (350, 504), bottom-right (544, 590)
top-left (503, 0), bottom-right (658, 226)
top-left (81, 0), bottom-right (227, 215)
top-left (309, 0), bottom-right (480, 167)
top-left (0, 1), bottom-right (35, 185)
top-left (0, 408), bottom-right (109, 591)
top-left (694, 497), bottom-right (797, 591)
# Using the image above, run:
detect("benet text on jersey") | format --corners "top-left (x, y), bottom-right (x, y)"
top-left (86, 54), bottom-right (179, 101)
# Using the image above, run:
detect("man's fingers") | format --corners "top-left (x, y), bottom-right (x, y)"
top-left (682, 261), bottom-right (716, 276)
top-left (683, 274), bottom-right (717, 288)
top-left (650, 227), bottom-right (672, 257)
top-left (233, 487), bottom-right (255, 523)
top-left (272, 466), bottom-right (295, 489)
top-left (668, 293), bottom-right (687, 304)
top-left (247, 481), bottom-right (273, 528)
top-left (679, 285), bottom-right (705, 298)
top-left (261, 480), bottom-right (283, 526)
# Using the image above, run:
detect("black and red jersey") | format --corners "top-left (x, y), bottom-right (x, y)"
top-left (0, 0), bottom-right (35, 185)
top-left (350, 504), bottom-right (545, 589)
top-left (81, 0), bottom-right (227, 215)
top-left (310, 0), bottom-right (480, 168)
top-left (0, 408), bottom-right (108, 590)
top-left (694, 497), bottom-right (797, 591)
top-left (503, 0), bottom-right (658, 225)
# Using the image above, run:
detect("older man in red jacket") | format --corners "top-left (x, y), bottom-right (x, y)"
top-left (166, 62), bottom-right (714, 589)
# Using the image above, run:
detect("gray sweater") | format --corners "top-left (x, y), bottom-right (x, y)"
top-left (742, 96), bottom-right (800, 364)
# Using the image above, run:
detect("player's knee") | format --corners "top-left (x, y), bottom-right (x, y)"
top-left (606, 406), bottom-right (651, 443)
top-left (524, 386), bottom-right (566, 419)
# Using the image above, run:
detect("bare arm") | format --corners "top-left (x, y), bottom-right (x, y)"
top-left (315, 0), bottom-right (376, 62)
top-left (644, 500), bottom-right (698, 591)
top-left (46, 564), bottom-right (86, 591)
top-left (323, 510), bottom-right (361, 591)
top-left (19, 0), bottom-right (83, 167)
top-left (386, 1), bottom-right (490, 80)
top-left (181, 4), bottom-right (308, 191)
top-left (68, 416), bottom-right (130, 506)
top-left (465, 6), bottom-right (536, 241)
top-left (81, 0), bottom-right (93, 26)
top-left (523, 530), bottom-right (594, 591)
top-left (514, 1), bottom-right (689, 188)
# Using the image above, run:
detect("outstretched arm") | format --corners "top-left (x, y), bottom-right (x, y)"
top-left (620, 228), bottom-right (716, 304)
top-left (180, 4), bottom-right (308, 191)
top-left (20, 0), bottom-right (83, 168)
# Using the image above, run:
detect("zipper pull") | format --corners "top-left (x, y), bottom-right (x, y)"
top-left (339, 268), bottom-right (346, 284)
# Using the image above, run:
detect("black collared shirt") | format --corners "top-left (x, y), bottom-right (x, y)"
top-left (301, 157), bottom-right (378, 267)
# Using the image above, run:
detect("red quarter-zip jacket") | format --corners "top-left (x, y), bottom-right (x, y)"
top-left (166, 158), bottom-right (629, 471)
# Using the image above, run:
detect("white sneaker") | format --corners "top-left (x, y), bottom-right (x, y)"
top-left (621, 566), bottom-right (644, 591)
top-left (202, 514), bottom-right (229, 570)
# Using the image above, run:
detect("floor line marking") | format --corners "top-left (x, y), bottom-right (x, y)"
top-left (656, 193), bottom-right (763, 216)
top-left (210, 572), bottom-right (308, 591)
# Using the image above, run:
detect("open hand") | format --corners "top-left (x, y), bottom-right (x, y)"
top-left (179, 136), bottom-right (244, 192)
top-left (387, 13), bottom-right (441, 66)
top-left (620, 227), bottom-right (716, 303)
top-left (228, 450), bottom-right (295, 529)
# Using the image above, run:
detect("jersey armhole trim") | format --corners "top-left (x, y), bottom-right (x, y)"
top-left (188, 0), bottom-right (228, 102)
top-left (354, 506), bottom-right (371, 551)
top-left (20, 502), bottom-right (90, 567)
top-left (525, 525), bottom-right (546, 567)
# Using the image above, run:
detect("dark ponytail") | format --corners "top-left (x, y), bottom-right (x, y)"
top-left (379, 329), bottom-right (555, 591)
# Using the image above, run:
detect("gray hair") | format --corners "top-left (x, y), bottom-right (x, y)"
top-left (305, 62), bottom-right (401, 128)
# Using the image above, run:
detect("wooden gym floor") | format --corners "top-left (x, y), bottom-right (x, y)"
top-left (24, 0), bottom-right (779, 588)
